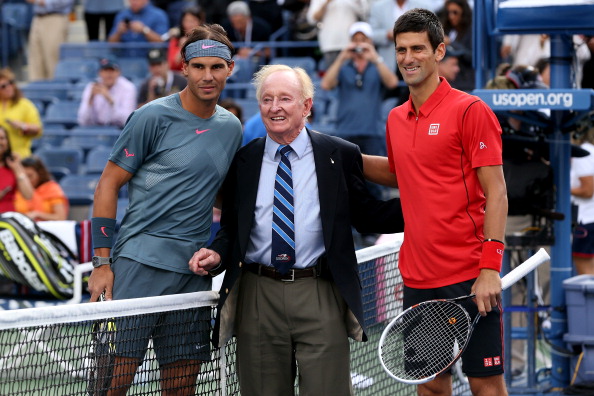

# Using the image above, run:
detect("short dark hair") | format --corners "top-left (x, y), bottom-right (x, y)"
top-left (181, 24), bottom-right (234, 64)
top-left (218, 98), bottom-right (244, 123)
top-left (393, 8), bottom-right (444, 52)
top-left (21, 156), bottom-right (52, 185)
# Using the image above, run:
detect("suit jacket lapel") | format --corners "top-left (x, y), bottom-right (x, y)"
top-left (309, 129), bottom-right (339, 248)
top-left (236, 139), bottom-right (265, 256)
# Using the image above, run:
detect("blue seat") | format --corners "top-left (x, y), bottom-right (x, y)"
top-left (60, 42), bottom-right (112, 60)
top-left (233, 98), bottom-right (260, 121)
top-left (43, 100), bottom-right (81, 128)
top-left (53, 59), bottom-right (98, 83)
top-left (270, 56), bottom-right (318, 77)
top-left (21, 81), bottom-right (72, 105)
top-left (61, 137), bottom-right (112, 157)
top-left (69, 126), bottom-right (121, 146)
top-left (85, 145), bottom-right (112, 175)
top-left (60, 174), bottom-right (99, 205)
top-left (117, 57), bottom-right (149, 80)
top-left (35, 146), bottom-right (83, 175)
top-left (37, 125), bottom-right (69, 147)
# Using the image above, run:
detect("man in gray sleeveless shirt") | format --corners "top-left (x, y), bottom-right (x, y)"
top-left (87, 24), bottom-right (242, 395)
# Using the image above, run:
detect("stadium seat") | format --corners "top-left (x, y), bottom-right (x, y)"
top-left (59, 174), bottom-right (99, 205)
top-left (117, 57), bottom-right (149, 80)
top-left (270, 56), bottom-right (318, 77)
top-left (232, 98), bottom-right (260, 120)
top-left (60, 42), bottom-right (111, 60)
top-left (36, 125), bottom-right (70, 148)
top-left (43, 100), bottom-right (81, 128)
top-left (48, 166), bottom-right (71, 182)
top-left (53, 58), bottom-right (98, 83)
top-left (85, 145), bottom-right (112, 175)
top-left (35, 146), bottom-right (83, 175)
top-left (69, 125), bottom-right (121, 146)
top-left (61, 138), bottom-right (111, 158)
top-left (20, 81), bottom-right (72, 106)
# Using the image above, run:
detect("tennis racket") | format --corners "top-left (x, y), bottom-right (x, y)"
top-left (86, 293), bottom-right (116, 396)
top-left (378, 247), bottom-right (550, 384)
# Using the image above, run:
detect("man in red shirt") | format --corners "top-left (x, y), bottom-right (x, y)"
top-left (364, 8), bottom-right (509, 396)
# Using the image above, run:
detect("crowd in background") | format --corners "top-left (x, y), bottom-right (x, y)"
top-left (1, 0), bottom-right (593, 282)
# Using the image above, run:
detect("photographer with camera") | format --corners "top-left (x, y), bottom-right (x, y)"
top-left (321, 21), bottom-right (398, 245)
top-left (321, 21), bottom-right (398, 193)
top-left (107, 0), bottom-right (169, 48)
top-left (137, 49), bottom-right (187, 108)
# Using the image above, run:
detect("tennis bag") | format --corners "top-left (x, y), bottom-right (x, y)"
top-left (0, 211), bottom-right (76, 299)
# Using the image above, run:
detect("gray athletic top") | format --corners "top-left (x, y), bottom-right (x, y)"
top-left (109, 93), bottom-right (242, 273)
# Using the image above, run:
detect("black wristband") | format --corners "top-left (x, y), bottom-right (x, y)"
top-left (484, 238), bottom-right (505, 245)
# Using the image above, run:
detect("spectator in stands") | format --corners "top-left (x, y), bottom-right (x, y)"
top-left (198, 0), bottom-right (233, 25)
top-left (77, 57), bottom-right (137, 128)
top-left (571, 126), bottom-right (594, 275)
top-left (438, 45), bottom-right (462, 83)
top-left (137, 49), bottom-right (187, 108)
top-left (167, 6), bottom-right (206, 72)
top-left (0, 127), bottom-right (33, 213)
top-left (83, 0), bottom-right (125, 41)
top-left (321, 21), bottom-right (398, 202)
top-left (151, 0), bottom-right (186, 28)
top-left (14, 156), bottom-right (69, 221)
top-left (440, 0), bottom-right (474, 91)
top-left (107, 0), bottom-right (169, 46)
top-left (218, 98), bottom-right (244, 125)
top-left (501, 34), bottom-right (550, 69)
top-left (0, 68), bottom-right (43, 158)
top-left (281, 0), bottom-right (319, 58)
top-left (583, 35), bottom-right (594, 89)
top-left (26, 0), bottom-right (74, 81)
top-left (307, 0), bottom-right (368, 69)
top-left (535, 57), bottom-right (551, 87)
top-left (222, 1), bottom-right (272, 62)
top-left (247, 0), bottom-right (284, 35)
top-left (370, 0), bottom-right (434, 74)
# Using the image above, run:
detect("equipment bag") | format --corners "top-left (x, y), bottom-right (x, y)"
top-left (0, 212), bottom-right (77, 299)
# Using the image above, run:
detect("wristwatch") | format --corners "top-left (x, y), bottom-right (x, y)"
top-left (92, 256), bottom-right (112, 268)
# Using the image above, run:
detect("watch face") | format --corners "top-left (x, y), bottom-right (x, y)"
top-left (93, 257), bottom-right (111, 267)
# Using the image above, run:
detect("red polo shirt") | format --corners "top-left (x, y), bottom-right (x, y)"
top-left (386, 78), bottom-right (503, 288)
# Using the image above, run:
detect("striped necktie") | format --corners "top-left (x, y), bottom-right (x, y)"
top-left (271, 145), bottom-right (295, 274)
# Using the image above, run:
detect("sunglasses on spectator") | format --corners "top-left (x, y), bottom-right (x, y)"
top-left (0, 81), bottom-right (14, 89)
top-left (447, 9), bottom-right (460, 15)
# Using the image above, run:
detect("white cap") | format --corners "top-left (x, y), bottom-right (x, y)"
top-left (348, 21), bottom-right (373, 38)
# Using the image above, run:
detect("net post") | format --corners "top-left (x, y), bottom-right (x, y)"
top-left (66, 262), bottom-right (93, 304)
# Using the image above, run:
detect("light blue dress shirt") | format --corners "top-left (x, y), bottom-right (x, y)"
top-left (245, 129), bottom-right (326, 268)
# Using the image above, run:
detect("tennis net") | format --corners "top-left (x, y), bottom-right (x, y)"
top-left (0, 234), bottom-right (470, 395)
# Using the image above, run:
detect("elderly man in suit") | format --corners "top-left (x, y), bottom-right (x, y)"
top-left (189, 64), bottom-right (404, 395)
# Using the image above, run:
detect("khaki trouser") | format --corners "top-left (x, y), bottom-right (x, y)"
top-left (28, 13), bottom-right (69, 81)
top-left (235, 270), bottom-right (354, 396)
